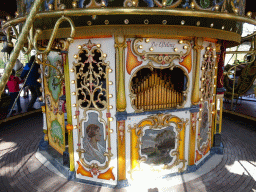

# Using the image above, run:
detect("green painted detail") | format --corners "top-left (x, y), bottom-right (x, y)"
top-left (50, 120), bottom-right (64, 146)
top-left (48, 73), bottom-right (61, 101)
top-left (47, 53), bottom-right (62, 102)
top-left (167, 0), bottom-right (173, 6)
top-left (200, 0), bottom-right (210, 8)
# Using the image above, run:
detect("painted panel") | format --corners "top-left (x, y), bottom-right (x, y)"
top-left (126, 111), bottom-right (189, 181)
top-left (43, 51), bottom-right (66, 154)
top-left (69, 38), bottom-right (117, 185)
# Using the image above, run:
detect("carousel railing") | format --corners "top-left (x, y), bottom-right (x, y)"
top-left (6, 61), bottom-right (36, 118)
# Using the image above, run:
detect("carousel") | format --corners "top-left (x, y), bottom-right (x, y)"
top-left (0, 0), bottom-right (254, 187)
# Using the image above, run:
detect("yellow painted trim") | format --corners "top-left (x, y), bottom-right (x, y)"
top-left (117, 121), bottom-right (126, 180)
top-left (219, 97), bottom-right (223, 133)
top-left (63, 53), bottom-right (75, 172)
top-left (223, 109), bottom-right (256, 122)
top-left (179, 119), bottom-right (185, 160)
top-left (131, 128), bottom-right (139, 170)
top-left (188, 113), bottom-right (197, 166)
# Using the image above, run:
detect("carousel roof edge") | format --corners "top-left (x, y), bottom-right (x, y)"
top-left (36, 24), bottom-right (241, 46)
top-left (2, 8), bottom-right (256, 29)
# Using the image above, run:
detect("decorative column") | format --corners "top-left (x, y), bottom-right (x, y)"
top-left (191, 37), bottom-right (204, 105)
top-left (213, 41), bottom-right (226, 152)
top-left (115, 36), bottom-right (127, 112)
top-left (115, 36), bottom-right (128, 186)
top-left (63, 51), bottom-right (75, 172)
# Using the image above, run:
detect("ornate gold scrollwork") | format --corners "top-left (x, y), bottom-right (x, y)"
top-left (34, 16), bottom-right (75, 54)
top-left (129, 113), bottom-right (188, 175)
top-left (133, 38), bottom-right (191, 67)
top-left (201, 44), bottom-right (215, 101)
top-left (73, 40), bottom-right (109, 111)
top-left (6, 16), bottom-right (75, 56)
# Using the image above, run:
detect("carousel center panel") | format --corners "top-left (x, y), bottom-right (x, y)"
top-left (68, 37), bottom-right (117, 185)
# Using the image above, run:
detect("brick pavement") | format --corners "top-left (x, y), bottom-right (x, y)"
top-left (0, 113), bottom-right (256, 192)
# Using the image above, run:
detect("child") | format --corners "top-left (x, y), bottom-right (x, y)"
top-left (7, 69), bottom-right (23, 113)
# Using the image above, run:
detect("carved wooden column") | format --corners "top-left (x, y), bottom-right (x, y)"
top-left (115, 36), bottom-right (127, 184)
top-left (191, 37), bottom-right (204, 105)
top-left (115, 36), bottom-right (127, 112)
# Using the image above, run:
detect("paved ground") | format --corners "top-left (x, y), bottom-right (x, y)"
top-left (0, 112), bottom-right (256, 192)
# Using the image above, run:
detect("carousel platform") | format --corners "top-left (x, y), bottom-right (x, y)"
top-left (223, 96), bottom-right (256, 121)
top-left (0, 92), bottom-right (42, 124)
top-left (1, 112), bottom-right (256, 191)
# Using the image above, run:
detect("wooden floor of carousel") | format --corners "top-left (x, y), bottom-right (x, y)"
top-left (0, 112), bottom-right (256, 192)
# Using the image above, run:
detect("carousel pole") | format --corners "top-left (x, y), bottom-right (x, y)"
top-left (0, 0), bottom-right (44, 99)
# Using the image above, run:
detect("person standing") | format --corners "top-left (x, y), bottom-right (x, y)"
top-left (7, 69), bottom-right (23, 113)
top-left (20, 55), bottom-right (42, 111)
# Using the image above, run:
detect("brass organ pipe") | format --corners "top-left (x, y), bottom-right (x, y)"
top-left (175, 90), bottom-right (177, 106)
top-left (162, 84), bottom-right (164, 109)
top-left (159, 84), bottom-right (161, 109)
top-left (147, 78), bottom-right (149, 110)
top-left (164, 84), bottom-right (167, 108)
top-left (141, 82), bottom-right (144, 109)
top-left (149, 87), bottom-right (152, 110)
top-left (157, 85), bottom-right (159, 109)
top-left (138, 85), bottom-right (141, 109)
top-left (153, 85), bottom-right (156, 110)
top-left (163, 84), bottom-right (166, 108)
top-left (167, 87), bottom-right (170, 108)
top-left (171, 89), bottom-right (173, 108)
top-left (147, 88), bottom-right (150, 110)
top-left (136, 86), bottom-right (138, 108)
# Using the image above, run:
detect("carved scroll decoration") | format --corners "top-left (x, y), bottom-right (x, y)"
top-left (133, 38), bottom-right (192, 68)
top-left (73, 40), bottom-right (109, 111)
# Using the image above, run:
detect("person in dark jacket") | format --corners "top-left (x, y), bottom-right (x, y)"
top-left (20, 55), bottom-right (42, 111)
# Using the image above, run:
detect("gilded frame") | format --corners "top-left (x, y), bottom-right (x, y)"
top-left (128, 113), bottom-right (188, 178)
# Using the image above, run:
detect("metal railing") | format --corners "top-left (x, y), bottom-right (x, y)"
top-left (6, 61), bottom-right (35, 118)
